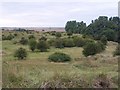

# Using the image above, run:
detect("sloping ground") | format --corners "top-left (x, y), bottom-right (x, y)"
top-left (2, 41), bottom-right (119, 88)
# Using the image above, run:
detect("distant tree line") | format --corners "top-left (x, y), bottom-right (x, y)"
top-left (65, 16), bottom-right (120, 43)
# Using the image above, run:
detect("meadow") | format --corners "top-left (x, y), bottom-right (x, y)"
top-left (2, 29), bottom-right (119, 88)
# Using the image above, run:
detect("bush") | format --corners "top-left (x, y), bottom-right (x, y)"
top-left (37, 40), bottom-right (49, 52)
top-left (113, 44), bottom-right (120, 56)
top-left (100, 35), bottom-right (107, 45)
top-left (83, 41), bottom-right (105, 57)
top-left (48, 39), bottom-right (55, 46)
top-left (73, 37), bottom-right (85, 47)
top-left (67, 31), bottom-right (73, 37)
top-left (48, 52), bottom-right (71, 62)
top-left (97, 41), bottom-right (106, 52)
top-left (2, 34), bottom-right (14, 40)
top-left (19, 37), bottom-right (28, 45)
top-left (29, 39), bottom-right (37, 51)
top-left (14, 47), bottom-right (27, 60)
top-left (54, 38), bottom-right (64, 48)
top-left (39, 36), bottom-right (47, 41)
top-left (55, 32), bottom-right (62, 38)
top-left (63, 38), bottom-right (75, 47)
top-left (28, 35), bottom-right (35, 39)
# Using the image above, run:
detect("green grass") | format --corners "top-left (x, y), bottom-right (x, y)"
top-left (2, 31), bottom-right (118, 88)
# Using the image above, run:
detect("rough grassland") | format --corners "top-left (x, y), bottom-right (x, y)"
top-left (2, 31), bottom-right (118, 88)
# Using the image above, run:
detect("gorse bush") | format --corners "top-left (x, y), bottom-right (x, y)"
top-left (63, 38), bottom-right (75, 47)
top-left (37, 40), bottom-right (49, 52)
top-left (83, 41), bottom-right (105, 57)
top-left (73, 37), bottom-right (85, 47)
top-left (54, 38), bottom-right (64, 48)
top-left (48, 52), bottom-right (71, 62)
top-left (14, 47), bottom-right (27, 60)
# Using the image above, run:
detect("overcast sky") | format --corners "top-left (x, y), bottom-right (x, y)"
top-left (0, 0), bottom-right (119, 27)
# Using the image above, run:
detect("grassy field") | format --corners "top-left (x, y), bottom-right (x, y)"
top-left (2, 30), bottom-right (119, 88)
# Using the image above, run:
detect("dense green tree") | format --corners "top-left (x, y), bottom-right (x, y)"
top-left (65, 21), bottom-right (77, 33)
top-left (65, 16), bottom-right (119, 42)
top-left (65, 21), bottom-right (86, 34)
top-left (101, 29), bottom-right (116, 41)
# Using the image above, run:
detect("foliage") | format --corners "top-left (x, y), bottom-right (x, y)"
top-left (113, 44), bottom-right (120, 56)
top-left (2, 34), bottom-right (14, 40)
top-left (55, 32), bottom-right (62, 38)
top-left (73, 37), bottom-right (85, 47)
top-left (67, 31), bottom-right (73, 37)
top-left (48, 52), bottom-right (71, 62)
top-left (29, 39), bottom-right (37, 51)
top-left (100, 35), bottom-right (107, 45)
top-left (65, 16), bottom-right (120, 42)
top-left (63, 38), bottom-right (75, 47)
top-left (28, 35), bottom-right (35, 40)
top-left (14, 47), bottom-right (27, 60)
top-left (83, 41), bottom-right (105, 57)
top-left (54, 38), bottom-right (64, 48)
top-left (101, 29), bottom-right (116, 41)
top-left (65, 21), bottom-right (86, 34)
top-left (39, 36), bottom-right (47, 41)
top-left (19, 37), bottom-right (28, 45)
top-left (37, 40), bottom-right (49, 52)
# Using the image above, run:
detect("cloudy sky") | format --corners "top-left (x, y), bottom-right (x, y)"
top-left (0, 0), bottom-right (119, 27)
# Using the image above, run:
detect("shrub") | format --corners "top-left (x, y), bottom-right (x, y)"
top-left (63, 38), bottom-right (75, 47)
top-left (48, 39), bottom-right (55, 46)
top-left (67, 31), bottom-right (73, 37)
top-left (39, 36), bottom-right (47, 41)
top-left (29, 39), bottom-right (37, 51)
top-left (54, 38), bottom-right (64, 48)
top-left (14, 47), bottom-right (27, 60)
top-left (83, 41), bottom-right (105, 57)
top-left (14, 33), bottom-right (18, 37)
top-left (37, 40), bottom-right (49, 52)
top-left (97, 41), bottom-right (106, 52)
top-left (48, 52), bottom-right (71, 62)
top-left (55, 32), bottom-right (62, 38)
top-left (2, 34), bottom-right (14, 40)
top-left (100, 35), bottom-right (107, 45)
top-left (28, 35), bottom-right (35, 39)
top-left (73, 37), bottom-right (85, 47)
top-left (19, 37), bottom-right (28, 45)
top-left (113, 44), bottom-right (120, 56)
